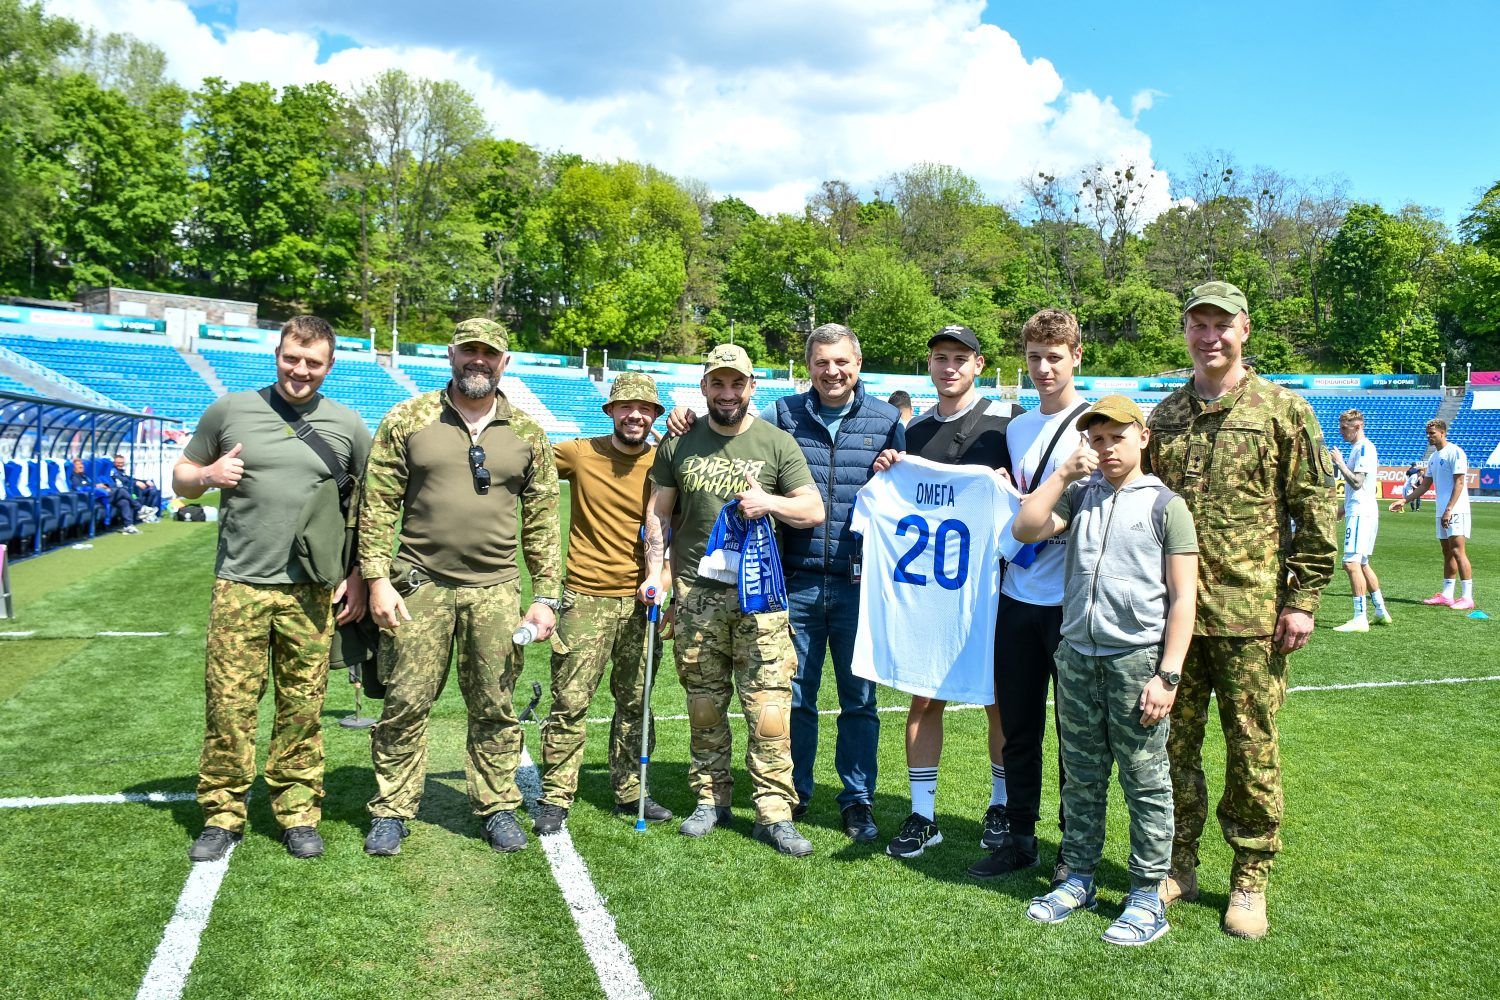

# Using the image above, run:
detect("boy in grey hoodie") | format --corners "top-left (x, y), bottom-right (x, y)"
top-left (1011, 395), bottom-right (1198, 946)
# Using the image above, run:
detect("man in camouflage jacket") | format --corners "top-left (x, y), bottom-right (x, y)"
top-left (1144, 282), bottom-right (1337, 939)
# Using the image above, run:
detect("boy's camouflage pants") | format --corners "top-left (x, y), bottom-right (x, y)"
top-left (1054, 641), bottom-right (1173, 888)
top-left (1169, 635), bottom-right (1287, 891)
top-left (673, 581), bottom-right (798, 825)
top-left (368, 579), bottom-right (524, 820)
top-left (198, 579), bottom-right (334, 833)
top-left (539, 590), bottom-right (663, 808)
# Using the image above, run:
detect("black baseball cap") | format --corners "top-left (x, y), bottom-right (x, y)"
top-left (928, 324), bottom-right (982, 354)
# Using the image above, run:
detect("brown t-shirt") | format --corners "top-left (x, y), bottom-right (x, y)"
top-left (555, 435), bottom-right (654, 597)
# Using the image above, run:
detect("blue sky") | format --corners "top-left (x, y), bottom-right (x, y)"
top-left (57, 0), bottom-right (1499, 224)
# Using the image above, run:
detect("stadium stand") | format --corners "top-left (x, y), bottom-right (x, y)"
top-left (1301, 393), bottom-right (1443, 466)
top-left (1448, 388), bottom-right (1500, 467)
top-left (0, 327), bottom-right (215, 423)
top-left (401, 360), bottom-right (610, 438)
top-left (201, 347), bottom-right (409, 429)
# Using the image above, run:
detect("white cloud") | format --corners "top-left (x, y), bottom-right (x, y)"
top-left (48, 0), bottom-right (1171, 217)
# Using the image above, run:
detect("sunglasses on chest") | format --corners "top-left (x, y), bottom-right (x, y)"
top-left (468, 444), bottom-right (490, 494)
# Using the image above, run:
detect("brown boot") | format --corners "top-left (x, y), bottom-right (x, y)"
top-left (1223, 888), bottom-right (1269, 939)
top-left (1159, 867), bottom-right (1199, 906)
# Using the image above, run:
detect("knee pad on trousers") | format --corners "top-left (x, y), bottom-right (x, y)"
top-left (753, 704), bottom-right (787, 740)
top-left (688, 696), bottom-right (719, 728)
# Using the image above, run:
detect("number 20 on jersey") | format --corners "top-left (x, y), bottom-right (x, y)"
top-left (893, 515), bottom-right (970, 590)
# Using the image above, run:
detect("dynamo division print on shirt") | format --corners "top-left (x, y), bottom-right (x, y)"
top-left (850, 454), bottom-right (1023, 704)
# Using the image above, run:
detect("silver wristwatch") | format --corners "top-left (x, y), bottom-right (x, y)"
top-left (531, 597), bottom-right (562, 611)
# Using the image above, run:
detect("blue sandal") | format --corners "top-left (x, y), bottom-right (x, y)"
top-left (1026, 875), bottom-right (1097, 923)
top-left (1102, 888), bottom-right (1170, 946)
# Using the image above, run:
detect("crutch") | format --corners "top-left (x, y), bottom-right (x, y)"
top-left (635, 585), bottom-right (660, 831)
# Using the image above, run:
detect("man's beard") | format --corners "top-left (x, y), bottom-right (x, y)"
top-left (707, 400), bottom-right (749, 427)
top-left (456, 368), bottom-right (498, 399)
top-left (615, 422), bottom-right (649, 445)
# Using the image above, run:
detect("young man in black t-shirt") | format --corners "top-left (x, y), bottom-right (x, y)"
top-left (872, 325), bottom-right (1021, 858)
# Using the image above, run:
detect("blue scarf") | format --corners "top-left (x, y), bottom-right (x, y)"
top-left (700, 500), bottom-right (788, 614)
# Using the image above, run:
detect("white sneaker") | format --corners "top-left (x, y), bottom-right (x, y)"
top-left (1333, 617), bottom-right (1369, 633)
top-left (122, 525), bottom-right (140, 535)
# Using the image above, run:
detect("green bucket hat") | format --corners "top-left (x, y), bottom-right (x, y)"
top-left (603, 372), bottom-right (664, 416)
top-left (449, 317), bottom-right (509, 352)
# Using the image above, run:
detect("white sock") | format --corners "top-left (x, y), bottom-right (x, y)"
top-left (1352, 595), bottom-right (1366, 618)
top-left (1462, 579), bottom-right (1473, 600)
top-left (989, 763), bottom-right (1007, 807)
top-left (1371, 590), bottom-right (1388, 615)
top-left (1442, 579), bottom-right (1456, 599)
top-left (909, 767), bottom-right (938, 821)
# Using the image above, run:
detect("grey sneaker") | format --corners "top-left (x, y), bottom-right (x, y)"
top-left (122, 525), bottom-right (140, 535)
top-left (484, 810), bottom-right (527, 852)
top-left (188, 826), bottom-right (241, 862)
top-left (531, 801), bottom-right (567, 835)
top-left (614, 797), bottom-right (673, 823)
top-left (281, 825), bottom-right (324, 859)
top-left (679, 804), bottom-right (731, 838)
top-left (364, 817), bottom-right (408, 856)
top-left (752, 820), bottom-right (814, 857)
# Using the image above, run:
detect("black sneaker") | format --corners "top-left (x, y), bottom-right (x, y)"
top-left (1051, 848), bottom-right (1071, 888)
top-left (187, 826), bottom-right (241, 862)
top-left (885, 812), bottom-right (943, 858)
top-left (282, 825), bottom-right (324, 859)
top-left (980, 804), bottom-right (1010, 849)
top-left (531, 801), bottom-right (568, 835)
top-left (841, 802), bottom-right (878, 843)
top-left (364, 817), bottom-right (408, 856)
top-left (752, 820), bottom-right (814, 857)
top-left (484, 810), bottom-right (527, 853)
top-left (966, 833), bottom-right (1040, 878)
top-left (792, 800), bottom-right (809, 820)
top-left (614, 797), bottom-right (674, 823)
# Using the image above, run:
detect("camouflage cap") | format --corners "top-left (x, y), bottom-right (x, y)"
top-left (604, 372), bottom-right (664, 416)
top-left (1183, 281), bottom-right (1249, 317)
top-left (449, 317), bottom-right (509, 352)
top-left (1076, 394), bottom-right (1147, 431)
top-left (703, 343), bottom-right (756, 378)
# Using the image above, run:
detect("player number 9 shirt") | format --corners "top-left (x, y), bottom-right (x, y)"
top-left (850, 454), bottom-right (1021, 705)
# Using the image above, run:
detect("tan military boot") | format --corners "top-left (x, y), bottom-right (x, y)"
top-left (1159, 867), bottom-right (1199, 906)
top-left (1223, 888), bottom-right (1269, 939)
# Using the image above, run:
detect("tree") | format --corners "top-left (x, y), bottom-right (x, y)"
top-left (721, 214), bottom-right (838, 355)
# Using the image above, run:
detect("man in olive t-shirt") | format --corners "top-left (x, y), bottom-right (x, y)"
top-left (640, 344), bottom-right (825, 856)
top-left (174, 316), bottom-right (372, 862)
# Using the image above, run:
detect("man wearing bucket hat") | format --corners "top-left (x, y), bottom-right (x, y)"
top-left (533, 372), bottom-right (675, 833)
top-left (1144, 281), bottom-right (1337, 938)
top-left (361, 317), bottom-right (562, 856)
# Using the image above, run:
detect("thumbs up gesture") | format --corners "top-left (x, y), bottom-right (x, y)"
top-left (1058, 435), bottom-right (1099, 484)
top-left (202, 442), bottom-right (246, 489)
top-left (735, 472), bottom-right (774, 520)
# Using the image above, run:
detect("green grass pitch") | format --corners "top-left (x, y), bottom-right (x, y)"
top-left (1, 497), bottom-right (1497, 999)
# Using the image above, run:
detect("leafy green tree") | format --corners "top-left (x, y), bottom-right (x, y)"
top-left (721, 214), bottom-right (837, 354)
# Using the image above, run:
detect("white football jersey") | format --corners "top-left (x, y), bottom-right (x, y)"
top-left (850, 454), bottom-right (1022, 705)
top-left (1344, 436), bottom-right (1380, 517)
top-left (1428, 443), bottom-right (1471, 517)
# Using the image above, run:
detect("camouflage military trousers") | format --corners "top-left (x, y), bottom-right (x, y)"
top-left (368, 580), bottom-right (524, 820)
top-left (198, 579), bottom-right (334, 833)
top-left (539, 590), bottom-right (663, 808)
top-left (674, 582), bottom-right (798, 824)
top-left (1169, 635), bottom-right (1287, 891)
top-left (1054, 641), bottom-right (1174, 887)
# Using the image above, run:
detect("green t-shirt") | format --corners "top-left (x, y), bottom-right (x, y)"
top-left (650, 417), bottom-right (814, 589)
top-left (185, 389), bottom-right (372, 585)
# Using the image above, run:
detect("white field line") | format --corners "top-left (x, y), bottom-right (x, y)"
top-left (0, 630), bottom-right (171, 639)
top-left (134, 843), bottom-right (237, 1000)
top-left (516, 748), bottom-right (651, 1000)
top-left (582, 673), bottom-right (1500, 724)
top-left (97, 631), bottom-right (172, 637)
top-left (0, 790), bottom-right (194, 808)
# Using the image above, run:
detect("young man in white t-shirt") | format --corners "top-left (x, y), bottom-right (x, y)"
top-left (1329, 410), bottom-right (1392, 632)
top-left (968, 309), bottom-right (1090, 884)
top-left (1390, 419), bottom-right (1475, 610)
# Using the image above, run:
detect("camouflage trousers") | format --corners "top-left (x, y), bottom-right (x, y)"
top-left (368, 579), bottom-right (524, 820)
top-left (1054, 641), bottom-right (1174, 887)
top-left (674, 581), bottom-right (798, 824)
top-left (1169, 635), bottom-right (1287, 891)
top-left (198, 578), bottom-right (334, 833)
top-left (539, 589), bottom-right (663, 808)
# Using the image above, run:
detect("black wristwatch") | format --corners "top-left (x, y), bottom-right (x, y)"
top-left (1156, 666), bottom-right (1181, 686)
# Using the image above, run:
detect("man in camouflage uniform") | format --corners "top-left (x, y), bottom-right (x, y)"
top-left (641, 344), bottom-right (826, 856)
top-left (360, 318), bottom-right (562, 856)
top-left (534, 373), bottom-right (671, 833)
top-left (174, 316), bottom-right (372, 861)
top-left (1144, 281), bottom-right (1337, 938)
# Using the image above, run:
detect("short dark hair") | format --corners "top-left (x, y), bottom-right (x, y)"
top-left (887, 390), bottom-right (912, 410)
top-left (278, 315), bottom-right (337, 354)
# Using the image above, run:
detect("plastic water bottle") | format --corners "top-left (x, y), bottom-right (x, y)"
top-left (512, 623), bottom-right (539, 646)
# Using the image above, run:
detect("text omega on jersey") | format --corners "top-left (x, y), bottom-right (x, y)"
top-left (913, 481), bottom-right (957, 507)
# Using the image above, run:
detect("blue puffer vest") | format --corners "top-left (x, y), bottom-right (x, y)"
top-left (772, 381), bottom-right (905, 576)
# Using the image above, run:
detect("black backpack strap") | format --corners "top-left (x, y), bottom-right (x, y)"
top-left (1026, 401), bottom-right (1092, 495)
top-left (258, 386), bottom-right (356, 511)
top-left (943, 397), bottom-right (992, 462)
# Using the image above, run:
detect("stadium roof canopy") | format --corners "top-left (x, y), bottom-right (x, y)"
top-left (0, 390), bottom-right (178, 463)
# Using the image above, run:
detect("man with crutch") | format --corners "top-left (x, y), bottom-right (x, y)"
top-left (533, 374), bottom-right (674, 833)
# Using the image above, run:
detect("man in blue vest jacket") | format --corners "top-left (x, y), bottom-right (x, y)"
top-left (665, 324), bottom-right (904, 842)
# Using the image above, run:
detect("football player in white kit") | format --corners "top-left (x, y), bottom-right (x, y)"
top-left (1329, 410), bottom-right (1391, 631)
top-left (1390, 419), bottom-right (1475, 610)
